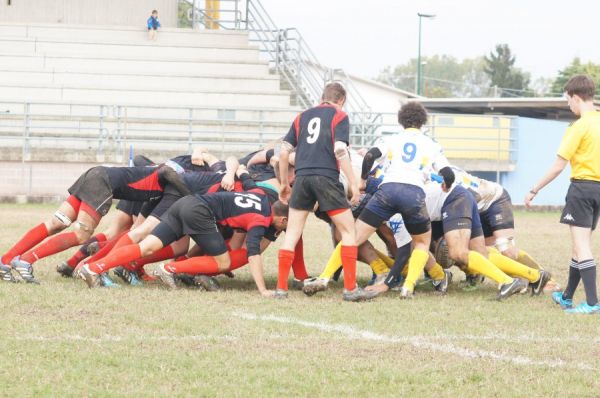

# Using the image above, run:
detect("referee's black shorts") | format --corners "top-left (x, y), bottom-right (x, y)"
top-left (560, 180), bottom-right (600, 230)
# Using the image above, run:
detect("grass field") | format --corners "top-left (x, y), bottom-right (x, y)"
top-left (0, 204), bottom-right (599, 397)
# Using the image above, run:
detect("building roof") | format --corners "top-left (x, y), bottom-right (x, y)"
top-left (417, 97), bottom-right (600, 120)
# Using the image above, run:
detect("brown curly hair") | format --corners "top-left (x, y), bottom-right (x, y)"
top-left (398, 102), bottom-right (428, 129)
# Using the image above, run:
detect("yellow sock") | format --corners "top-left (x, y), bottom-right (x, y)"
top-left (517, 250), bottom-right (543, 270)
top-left (370, 258), bottom-right (390, 275)
top-left (488, 248), bottom-right (540, 283)
top-left (428, 263), bottom-right (445, 281)
top-left (403, 249), bottom-right (429, 291)
top-left (467, 251), bottom-right (513, 285)
top-left (402, 266), bottom-right (408, 277)
top-left (374, 248), bottom-right (395, 267)
top-left (319, 243), bottom-right (342, 280)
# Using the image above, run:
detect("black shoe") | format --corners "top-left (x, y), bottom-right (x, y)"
top-left (193, 275), bottom-right (221, 292)
top-left (530, 270), bottom-right (551, 296)
top-left (0, 263), bottom-right (17, 283)
top-left (56, 262), bottom-right (74, 278)
top-left (497, 278), bottom-right (526, 301)
top-left (433, 270), bottom-right (453, 295)
top-left (113, 266), bottom-right (142, 286)
top-left (175, 273), bottom-right (198, 287)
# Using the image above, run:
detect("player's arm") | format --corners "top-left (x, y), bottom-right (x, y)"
top-left (191, 147), bottom-right (207, 166)
top-left (336, 142), bottom-right (359, 205)
top-left (279, 117), bottom-right (299, 203)
top-left (245, 226), bottom-right (274, 297)
top-left (236, 166), bottom-right (259, 191)
top-left (220, 156), bottom-right (240, 191)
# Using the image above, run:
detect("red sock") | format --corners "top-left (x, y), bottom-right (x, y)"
top-left (166, 249), bottom-right (249, 275)
top-left (341, 245), bottom-right (358, 291)
top-left (291, 237), bottom-right (309, 281)
top-left (83, 230), bottom-right (128, 266)
top-left (112, 233), bottom-right (135, 251)
top-left (20, 232), bottom-right (80, 264)
top-left (125, 245), bottom-right (175, 272)
top-left (88, 244), bottom-right (142, 274)
top-left (66, 233), bottom-right (107, 268)
top-left (277, 249), bottom-right (295, 291)
top-left (1, 223), bottom-right (49, 264)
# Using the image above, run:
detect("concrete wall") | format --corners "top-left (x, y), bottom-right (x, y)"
top-left (501, 117), bottom-right (571, 206)
top-left (0, 0), bottom-right (177, 27)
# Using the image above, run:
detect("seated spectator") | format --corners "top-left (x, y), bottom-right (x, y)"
top-left (147, 10), bottom-right (161, 40)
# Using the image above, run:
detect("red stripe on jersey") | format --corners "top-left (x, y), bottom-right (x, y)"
top-left (220, 213), bottom-right (272, 231)
top-left (127, 171), bottom-right (162, 191)
top-left (294, 114), bottom-right (301, 143)
top-left (207, 180), bottom-right (244, 193)
top-left (331, 109), bottom-right (347, 143)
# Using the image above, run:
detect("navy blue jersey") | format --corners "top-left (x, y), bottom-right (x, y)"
top-left (284, 103), bottom-right (350, 180)
top-left (170, 155), bottom-right (209, 173)
top-left (182, 171), bottom-right (225, 195)
top-left (104, 166), bottom-right (165, 201)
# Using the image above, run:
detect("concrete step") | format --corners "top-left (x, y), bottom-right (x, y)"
top-left (0, 53), bottom-right (272, 77)
top-left (0, 23), bottom-right (251, 48)
top-left (0, 69), bottom-right (282, 92)
top-left (0, 85), bottom-right (293, 107)
top-left (0, 37), bottom-right (262, 63)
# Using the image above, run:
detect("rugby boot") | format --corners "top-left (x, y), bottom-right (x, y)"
top-left (56, 261), bottom-right (74, 278)
top-left (302, 277), bottom-right (329, 296)
top-left (343, 287), bottom-right (378, 302)
top-left (496, 278), bottom-right (526, 301)
top-left (154, 263), bottom-right (178, 289)
top-left (551, 291), bottom-right (573, 309)
top-left (11, 257), bottom-right (39, 284)
top-left (0, 263), bottom-right (17, 283)
top-left (530, 270), bottom-right (551, 296)
top-left (433, 270), bottom-right (453, 295)
top-left (399, 286), bottom-right (414, 299)
top-left (99, 273), bottom-right (120, 288)
top-left (193, 275), bottom-right (221, 292)
top-left (564, 302), bottom-right (600, 314)
top-left (274, 288), bottom-right (288, 299)
top-left (80, 264), bottom-right (102, 288)
top-left (113, 266), bottom-right (143, 286)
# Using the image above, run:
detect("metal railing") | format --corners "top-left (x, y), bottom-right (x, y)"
top-left (0, 100), bottom-right (517, 179)
top-left (179, 0), bottom-right (381, 138)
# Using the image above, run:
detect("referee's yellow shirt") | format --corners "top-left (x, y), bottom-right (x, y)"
top-left (557, 110), bottom-right (600, 182)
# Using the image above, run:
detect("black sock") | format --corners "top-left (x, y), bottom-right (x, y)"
top-left (578, 259), bottom-right (598, 306)
top-left (563, 259), bottom-right (580, 300)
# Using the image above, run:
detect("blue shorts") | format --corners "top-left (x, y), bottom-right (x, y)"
top-left (359, 182), bottom-right (430, 235)
top-left (441, 185), bottom-right (483, 239)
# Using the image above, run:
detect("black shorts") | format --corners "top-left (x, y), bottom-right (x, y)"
top-left (151, 196), bottom-right (227, 256)
top-left (68, 167), bottom-right (113, 216)
top-left (480, 189), bottom-right (514, 237)
top-left (289, 175), bottom-right (349, 212)
top-left (314, 192), bottom-right (372, 224)
top-left (441, 186), bottom-right (483, 239)
top-left (115, 200), bottom-right (144, 217)
top-left (560, 180), bottom-right (600, 230)
top-left (359, 182), bottom-right (430, 235)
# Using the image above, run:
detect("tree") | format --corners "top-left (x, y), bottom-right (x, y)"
top-left (551, 58), bottom-right (600, 96)
top-left (376, 55), bottom-right (491, 98)
top-left (484, 44), bottom-right (531, 97)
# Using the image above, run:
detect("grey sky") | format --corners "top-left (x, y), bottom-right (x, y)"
top-left (260, 0), bottom-right (599, 82)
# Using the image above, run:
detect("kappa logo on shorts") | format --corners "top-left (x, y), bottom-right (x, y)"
top-left (495, 214), bottom-right (503, 221)
top-left (442, 212), bottom-right (448, 220)
top-left (563, 213), bottom-right (575, 222)
top-left (457, 222), bottom-right (469, 227)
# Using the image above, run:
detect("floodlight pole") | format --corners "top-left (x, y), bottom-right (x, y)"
top-left (416, 13), bottom-right (435, 96)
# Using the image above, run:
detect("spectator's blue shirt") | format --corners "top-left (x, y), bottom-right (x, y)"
top-left (147, 16), bottom-right (161, 29)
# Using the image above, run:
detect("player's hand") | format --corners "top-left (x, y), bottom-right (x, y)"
top-left (365, 283), bottom-right (389, 294)
top-left (279, 185), bottom-right (291, 204)
top-left (260, 289), bottom-right (275, 298)
top-left (236, 164), bottom-right (248, 178)
top-left (221, 173), bottom-right (235, 191)
top-left (524, 191), bottom-right (536, 208)
top-left (358, 179), bottom-right (367, 192)
top-left (349, 184), bottom-right (360, 206)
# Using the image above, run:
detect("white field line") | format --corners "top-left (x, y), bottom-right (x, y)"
top-left (234, 312), bottom-right (597, 371)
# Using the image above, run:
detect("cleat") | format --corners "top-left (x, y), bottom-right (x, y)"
top-left (388, 275), bottom-right (404, 291)
top-left (433, 270), bottom-right (453, 295)
top-left (175, 273), bottom-right (198, 287)
top-left (274, 289), bottom-right (288, 299)
top-left (497, 278), bottom-right (526, 301)
top-left (0, 263), bottom-right (17, 283)
top-left (552, 291), bottom-right (573, 309)
top-left (291, 278), bottom-right (306, 291)
top-left (99, 273), bottom-right (120, 288)
top-left (302, 277), bottom-right (329, 297)
top-left (223, 271), bottom-right (235, 278)
top-left (343, 287), bottom-right (378, 302)
top-left (11, 257), bottom-right (39, 284)
top-left (86, 241), bottom-right (101, 256)
top-left (399, 286), bottom-right (414, 299)
top-left (564, 302), bottom-right (600, 314)
top-left (530, 270), bottom-right (551, 296)
top-left (113, 266), bottom-right (143, 286)
top-left (462, 273), bottom-right (485, 291)
top-left (79, 264), bottom-right (102, 288)
top-left (154, 263), bottom-right (177, 289)
top-left (372, 272), bottom-right (389, 286)
top-left (193, 275), bottom-right (221, 292)
top-left (56, 262), bottom-right (74, 278)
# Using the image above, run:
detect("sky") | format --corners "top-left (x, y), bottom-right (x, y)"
top-left (259, 0), bottom-right (599, 82)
